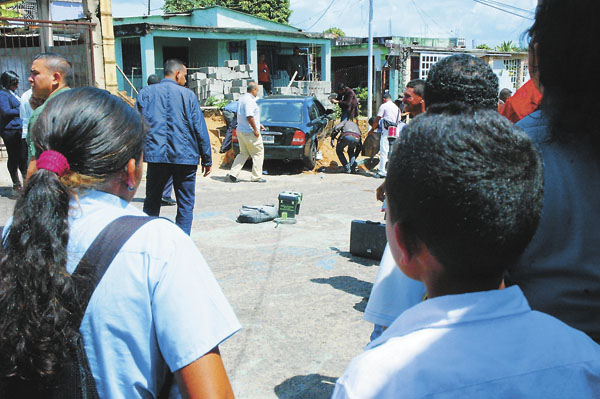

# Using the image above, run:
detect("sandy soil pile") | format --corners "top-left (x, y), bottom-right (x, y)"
top-left (202, 111), bottom-right (378, 173)
top-left (314, 117), bottom-right (376, 173)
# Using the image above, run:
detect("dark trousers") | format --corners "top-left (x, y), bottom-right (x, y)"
top-left (163, 177), bottom-right (173, 199)
top-left (219, 110), bottom-right (237, 153)
top-left (143, 163), bottom-right (198, 235)
top-left (336, 135), bottom-right (361, 170)
top-left (1, 130), bottom-right (27, 185)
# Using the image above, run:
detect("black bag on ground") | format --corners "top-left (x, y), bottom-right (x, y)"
top-left (361, 133), bottom-right (380, 158)
top-left (237, 204), bottom-right (278, 223)
top-left (0, 216), bottom-right (156, 399)
top-left (350, 220), bottom-right (387, 260)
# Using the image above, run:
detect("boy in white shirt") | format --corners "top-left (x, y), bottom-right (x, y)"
top-left (333, 107), bottom-right (600, 399)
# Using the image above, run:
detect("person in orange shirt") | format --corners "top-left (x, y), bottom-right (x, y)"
top-left (258, 53), bottom-right (272, 95)
top-left (500, 79), bottom-right (542, 123)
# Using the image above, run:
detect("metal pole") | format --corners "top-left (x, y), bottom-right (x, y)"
top-left (367, 0), bottom-right (373, 118)
top-left (148, 0), bottom-right (151, 16)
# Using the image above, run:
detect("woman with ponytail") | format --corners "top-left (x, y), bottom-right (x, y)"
top-left (0, 87), bottom-right (240, 398)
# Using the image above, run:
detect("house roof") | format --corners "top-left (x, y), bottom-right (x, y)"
top-left (114, 22), bottom-right (329, 41)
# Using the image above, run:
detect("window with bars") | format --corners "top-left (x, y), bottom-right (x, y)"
top-left (503, 59), bottom-right (520, 89)
top-left (419, 53), bottom-right (449, 81)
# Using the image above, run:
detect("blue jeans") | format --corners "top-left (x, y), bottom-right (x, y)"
top-left (336, 135), bottom-right (361, 170)
top-left (143, 163), bottom-right (198, 235)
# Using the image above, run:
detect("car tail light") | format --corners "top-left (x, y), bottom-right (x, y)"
top-left (232, 128), bottom-right (238, 143)
top-left (291, 130), bottom-right (305, 145)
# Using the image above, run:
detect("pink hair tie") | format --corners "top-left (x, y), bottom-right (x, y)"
top-left (37, 150), bottom-right (70, 177)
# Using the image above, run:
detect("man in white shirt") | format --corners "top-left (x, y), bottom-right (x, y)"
top-left (227, 81), bottom-right (266, 183)
top-left (368, 93), bottom-right (402, 178)
top-left (333, 109), bottom-right (600, 398)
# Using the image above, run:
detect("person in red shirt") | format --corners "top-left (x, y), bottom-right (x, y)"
top-left (500, 79), bottom-right (542, 123)
top-left (258, 53), bottom-right (271, 95)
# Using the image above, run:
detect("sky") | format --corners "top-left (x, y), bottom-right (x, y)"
top-left (111, 0), bottom-right (537, 49)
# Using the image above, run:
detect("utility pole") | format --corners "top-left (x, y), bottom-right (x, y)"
top-left (367, 0), bottom-right (373, 118)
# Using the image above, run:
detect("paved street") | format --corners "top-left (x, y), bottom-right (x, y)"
top-left (0, 158), bottom-right (385, 399)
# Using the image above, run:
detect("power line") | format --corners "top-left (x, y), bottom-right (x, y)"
top-left (304, 0), bottom-right (338, 31)
top-left (473, 0), bottom-right (534, 20)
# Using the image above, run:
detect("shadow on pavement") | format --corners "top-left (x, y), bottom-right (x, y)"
top-left (0, 186), bottom-right (14, 199)
top-left (311, 276), bottom-right (372, 298)
top-left (330, 246), bottom-right (379, 267)
top-left (274, 373), bottom-right (337, 399)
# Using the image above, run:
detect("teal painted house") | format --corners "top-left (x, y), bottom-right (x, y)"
top-left (113, 6), bottom-right (332, 94)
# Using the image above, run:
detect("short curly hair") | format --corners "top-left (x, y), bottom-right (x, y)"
top-left (424, 54), bottom-right (499, 110)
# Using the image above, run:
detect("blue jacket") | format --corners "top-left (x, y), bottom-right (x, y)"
top-left (137, 79), bottom-right (212, 166)
top-left (0, 89), bottom-right (22, 134)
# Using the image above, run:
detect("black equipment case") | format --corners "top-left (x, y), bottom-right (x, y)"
top-left (350, 220), bottom-right (386, 260)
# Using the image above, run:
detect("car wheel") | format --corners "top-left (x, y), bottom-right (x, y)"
top-left (304, 139), bottom-right (317, 170)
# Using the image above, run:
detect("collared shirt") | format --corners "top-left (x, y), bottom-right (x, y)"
top-left (26, 86), bottom-right (70, 159)
top-left (223, 100), bottom-right (239, 114)
top-left (19, 89), bottom-right (33, 139)
top-left (334, 286), bottom-right (600, 399)
top-left (137, 78), bottom-right (212, 166)
top-left (4, 190), bottom-right (241, 398)
top-left (237, 92), bottom-right (260, 133)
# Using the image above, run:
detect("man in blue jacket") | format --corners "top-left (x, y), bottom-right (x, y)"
top-left (137, 59), bottom-right (212, 235)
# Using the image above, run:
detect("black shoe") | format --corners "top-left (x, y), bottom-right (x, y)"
top-left (226, 174), bottom-right (238, 183)
top-left (251, 178), bottom-right (267, 183)
top-left (161, 197), bottom-right (177, 206)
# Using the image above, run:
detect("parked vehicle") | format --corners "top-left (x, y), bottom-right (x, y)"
top-left (232, 95), bottom-right (334, 169)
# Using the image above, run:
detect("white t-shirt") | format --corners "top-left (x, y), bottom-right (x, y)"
top-left (377, 100), bottom-right (400, 131)
top-left (237, 92), bottom-right (260, 133)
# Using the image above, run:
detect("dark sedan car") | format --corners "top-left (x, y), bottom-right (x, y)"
top-left (232, 95), bottom-right (334, 169)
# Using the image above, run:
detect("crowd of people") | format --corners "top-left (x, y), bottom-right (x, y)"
top-left (1, 0), bottom-right (599, 397)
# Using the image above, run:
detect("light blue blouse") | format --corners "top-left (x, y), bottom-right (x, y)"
top-left (6, 190), bottom-right (241, 398)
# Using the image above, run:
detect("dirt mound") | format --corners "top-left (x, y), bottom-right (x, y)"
top-left (313, 117), bottom-right (376, 173)
top-left (203, 111), bottom-right (377, 173)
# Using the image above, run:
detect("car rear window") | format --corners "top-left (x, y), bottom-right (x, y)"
top-left (259, 101), bottom-right (304, 123)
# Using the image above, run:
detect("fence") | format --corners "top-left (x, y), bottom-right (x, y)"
top-left (0, 17), bottom-right (95, 94)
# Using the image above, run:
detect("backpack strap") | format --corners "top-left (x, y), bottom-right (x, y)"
top-left (71, 215), bottom-right (155, 319)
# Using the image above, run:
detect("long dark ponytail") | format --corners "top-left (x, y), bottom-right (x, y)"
top-left (0, 87), bottom-right (145, 383)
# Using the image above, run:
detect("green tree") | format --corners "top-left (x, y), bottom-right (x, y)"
top-left (324, 27), bottom-right (345, 37)
top-left (476, 44), bottom-right (492, 50)
top-left (0, 1), bottom-right (23, 19)
top-left (162, 0), bottom-right (292, 24)
top-left (495, 40), bottom-right (521, 52)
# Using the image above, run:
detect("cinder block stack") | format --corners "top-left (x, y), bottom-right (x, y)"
top-left (188, 59), bottom-right (256, 105)
top-left (273, 81), bottom-right (334, 107)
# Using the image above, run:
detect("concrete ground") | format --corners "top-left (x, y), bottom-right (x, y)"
top-left (0, 158), bottom-right (385, 399)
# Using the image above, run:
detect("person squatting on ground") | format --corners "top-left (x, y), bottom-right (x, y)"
top-left (368, 93), bottom-right (403, 178)
top-left (227, 81), bottom-right (266, 183)
top-left (0, 71), bottom-right (27, 192)
top-left (0, 88), bottom-right (240, 398)
top-left (137, 59), bottom-right (213, 235)
top-left (330, 83), bottom-right (359, 122)
top-left (26, 53), bottom-right (72, 175)
top-left (330, 120), bottom-right (362, 174)
top-left (333, 106), bottom-right (600, 399)
top-left (365, 53), bottom-right (501, 340)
